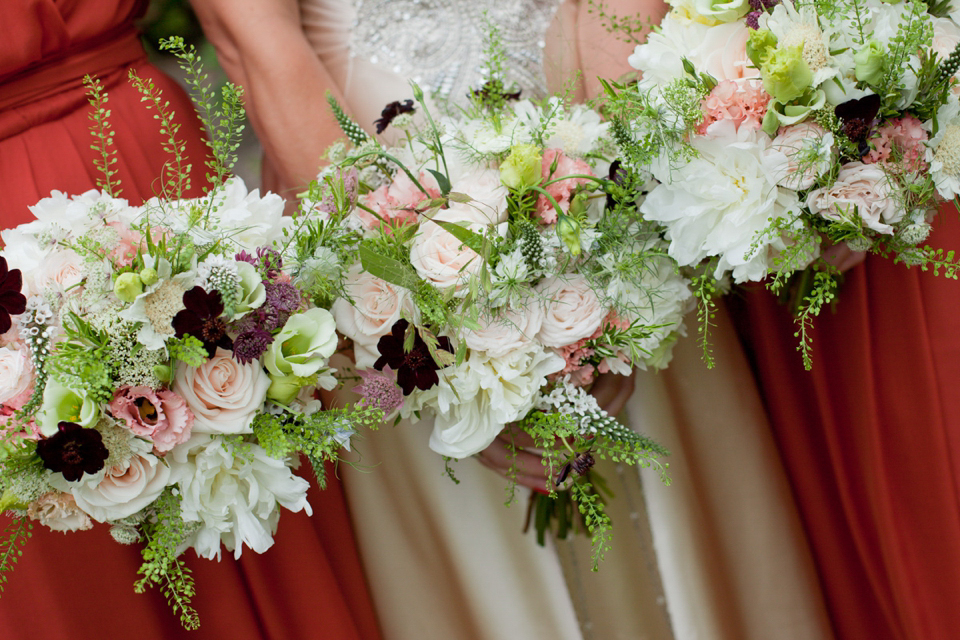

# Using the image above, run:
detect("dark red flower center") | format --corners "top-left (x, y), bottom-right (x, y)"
top-left (135, 397), bottom-right (159, 425)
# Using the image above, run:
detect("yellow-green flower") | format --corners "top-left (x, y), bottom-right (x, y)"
top-left (761, 44), bottom-right (814, 104)
top-left (692, 0), bottom-right (750, 23)
top-left (854, 39), bottom-right (885, 86)
top-left (38, 378), bottom-right (99, 437)
top-left (762, 88), bottom-right (827, 135)
top-left (264, 308), bottom-right (337, 378)
top-left (500, 143), bottom-right (542, 190)
top-left (746, 29), bottom-right (778, 69)
top-left (113, 272), bottom-right (143, 303)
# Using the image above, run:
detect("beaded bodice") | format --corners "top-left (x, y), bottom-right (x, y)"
top-left (348, 0), bottom-right (563, 104)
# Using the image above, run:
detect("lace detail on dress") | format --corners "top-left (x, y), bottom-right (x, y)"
top-left (348, 0), bottom-right (562, 104)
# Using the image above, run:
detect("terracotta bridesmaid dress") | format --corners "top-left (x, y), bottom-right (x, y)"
top-left (729, 206), bottom-right (960, 640)
top-left (0, 2), bottom-right (380, 638)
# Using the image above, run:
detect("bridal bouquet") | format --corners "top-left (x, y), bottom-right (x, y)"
top-left (294, 74), bottom-right (691, 561)
top-left (607, 0), bottom-right (960, 366)
top-left (0, 41), bottom-right (380, 629)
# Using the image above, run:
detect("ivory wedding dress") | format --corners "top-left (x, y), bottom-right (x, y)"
top-left (297, 1), bottom-right (833, 638)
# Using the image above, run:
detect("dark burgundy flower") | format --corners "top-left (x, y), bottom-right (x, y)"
top-left (172, 286), bottom-right (233, 358)
top-left (835, 95), bottom-right (882, 154)
top-left (471, 81), bottom-right (522, 104)
top-left (374, 100), bottom-right (416, 134)
top-left (745, 10), bottom-right (762, 29)
top-left (374, 319), bottom-right (453, 395)
top-left (36, 422), bottom-right (109, 482)
top-left (0, 256), bottom-right (27, 335)
top-left (232, 327), bottom-right (274, 364)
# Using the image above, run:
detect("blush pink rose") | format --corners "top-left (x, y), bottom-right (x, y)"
top-left (27, 491), bottom-right (93, 532)
top-left (536, 275), bottom-right (607, 348)
top-left (0, 344), bottom-right (33, 406)
top-left (535, 149), bottom-right (594, 224)
top-left (38, 249), bottom-right (85, 294)
top-left (772, 122), bottom-right (832, 190)
top-left (173, 347), bottom-right (270, 434)
top-left (332, 264), bottom-right (416, 368)
top-left (698, 22), bottom-right (759, 83)
top-left (463, 305), bottom-right (544, 358)
top-left (69, 446), bottom-right (172, 522)
top-left (106, 221), bottom-right (143, 268)
top-left (410, 206), bottom-right (495, 294)
top-left (109, 386), bottom-right (194, 453)
top-left (806, 161), bottom-right (902, 234)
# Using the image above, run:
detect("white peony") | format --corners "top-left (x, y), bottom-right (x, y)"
top-left (926, 98), bottom-right (960, 199)
top-left (629, 18), bottom-right (710, 94)
top-left (406, 345), bottom-right (565, 458)
top-left (169, 434), bottom-right (312, 560)
top-left (640, 119), bottom-right (801, 282)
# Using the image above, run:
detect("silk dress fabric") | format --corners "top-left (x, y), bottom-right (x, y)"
top-left (0, 2), bottom-right (381, 638)
top-left (729, 206), bottom-right (960, 640)
top-left (298, 1), bottom-right (832, 639)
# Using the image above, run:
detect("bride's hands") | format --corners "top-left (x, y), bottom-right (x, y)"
top-left (476, 370), bottom-right (637, 491)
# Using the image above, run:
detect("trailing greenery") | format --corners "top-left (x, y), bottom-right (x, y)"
top-left (83, 75), bottom-right (121, 197)
top-left (0, 518), bottom-right (32, 596)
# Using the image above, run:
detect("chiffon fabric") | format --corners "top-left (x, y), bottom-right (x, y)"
top-left (729, 206), bottom-right (960, 640)
top-left (298, 1), bottom-right (831, 638)
top-left (0, 3), bottom-right (380, 638)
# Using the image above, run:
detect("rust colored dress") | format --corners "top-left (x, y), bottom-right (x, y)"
top-left (729, 206), bottom-right (960, 640)
top-left (0, 2), bottom-right (381, 638)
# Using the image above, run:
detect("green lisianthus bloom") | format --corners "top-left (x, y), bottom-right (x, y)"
top-left (233, 261), bottom-right (267, 318)
top-left (38, 378), bottom-right (99, 437)
top-left (500, 143), bottom-right (542, 190)
top-left (761, 88), bottom-right (827, 135)
top-left (113, 272), bottom-right (143, 303)
top-left (264, 308), bottom-right (337, 378)
top-left (746, 29), bottom-right (778, 69)
top-left (693, 0), bottom-right (750, 22)
top-left (556, 214), bottom-right (583, 257)
top-left (854, 39), bottom-right (885, 86)
top-left (761, 44), bottom-right (814, 104)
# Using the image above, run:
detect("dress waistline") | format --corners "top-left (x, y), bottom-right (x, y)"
top-left (0, 29), bottom-right (146, 113)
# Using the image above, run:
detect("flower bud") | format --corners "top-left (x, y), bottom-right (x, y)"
top-left (266, 373), bottom-right (305, 406)
top-left (113, 272), bottom-right (143, 303)
top-left (153, 364), bottom-right (174, 383)
top-left (500, 144), bottom-right (542, 190)
top-left (139, 267), bottom-right (159, 286)
top-left (556, 214), bottom-right (583, 257)
top-left (853, 39), bottom-right (885, 86)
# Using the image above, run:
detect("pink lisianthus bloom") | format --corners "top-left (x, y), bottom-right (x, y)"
top-left (863, 115), bottom-right (929, 171)
top-left (358, 171), bottom-right (442, 230)
top-left (106, 221), bottom-right (143, 268)
top-left (698, 79), bottom-right (770, 135)
top-left (535, 149), bottom-right (594, 224)
top-left (27, 491), bottom-right (93, 533)
top-left (108, 386), bottom-right (194, 454)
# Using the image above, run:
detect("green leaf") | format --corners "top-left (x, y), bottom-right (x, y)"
top-left (427, 169), bottom-right (451, 196)
top-left (358, 245), bottom-right (420, 291)
top-left (430, 218), bottom-right (488, 257)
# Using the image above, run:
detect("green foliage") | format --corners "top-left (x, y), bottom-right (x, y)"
top-left (83, 75), bottom-right (121, 197)
top-left (47, 313), bottom-right (114, 406)
top-left (571, 480), bottom-right (613, 569)
top-left (159, 37), bottom-right (246, 189)
top-left (0, 517), bottom-right (31, 596)
top-left (252, 406), bottom-right (383, 485)
top-left (793, 270), bottom-right (839, 370)
top-left (134, 489), bottom-right (200, 630)
top-left (167, 335), bottom-right (208, 368)
top-left (690, 270), bottom-right (719, 369)
top-left (875, 0), bottom-right (934, 110)
top-left (587, 0), bottom-right (656, 44)
top-left (327, 91), bottom-right (370, 146)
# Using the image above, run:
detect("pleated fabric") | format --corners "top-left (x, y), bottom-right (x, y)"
top-left (729, 204), bottom-right (960, 640)
top-left (0, 2), bottom-right (381, 638)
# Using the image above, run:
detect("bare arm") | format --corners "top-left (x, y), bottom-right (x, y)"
top-left (189, 0), bottom-right (346, 198)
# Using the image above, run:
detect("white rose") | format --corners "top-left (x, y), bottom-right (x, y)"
top-left (423, 345), bottom-right (565, 458)
top-left (536, 275), bottom-right (607, 348)
top-left (173, 347), bottom-right (270, 434)
top-left (463, 305), bottom-right (544, 358)
top-left (38, 249), bottom-right (85, 293)
top-left (449, 169), bottom-right (509, 223)
top-left (933, 17), bottom-right (960, 60)
top-left (332, 264), bottom-right (416, 368)
top-left (0, 344), bottom-right (32, 405)
top-left (771, 122), bottom-right (835, 190)
top-left (806, 161), bottom-right (903, 234)
top-left (61, 438), bottom-right (171, 522)
top-left (410, 206), bottom-right (500, 294)
top-left (169, 434), bottom-right (312, 560)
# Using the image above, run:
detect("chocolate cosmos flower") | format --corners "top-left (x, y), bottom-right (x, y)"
top-left (835, 94), bottom-right (882, 154)
top-left (172, 286), bottom-right (233, 358)
top-left (0, 256), bottom-right (27, 335)
top-left (374, 319), bottom-right (453, 395)
top-left (374, 100), bottom-right (416, 134)
top-left (36, 421), bottom-right (109, 482)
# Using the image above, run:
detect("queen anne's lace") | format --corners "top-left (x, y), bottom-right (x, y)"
top-left (349, 0), bottom-right (561, 102)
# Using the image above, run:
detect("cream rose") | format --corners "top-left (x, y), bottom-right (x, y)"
top-left (410, 207), bottom-right (496, 294)
top-left (536, 275), bottom-right (607, 348)
top-left (65, 438), bottom-right (171, 522)
top-left (450, 169), bottom-right (509, 222)
top-left (772, 122), bottom-right (834, 190)
top-left (332, 264), bottom-right (416, 368)
top-left (806, 161), bottom-right (903, 234)
top-left (174, 347), bottom-right (270, 434)
top-left (39, 249), bottom-right (84, 293)
top-left (463, 305), bottom-right (544, 358)
top-left (0, 344), bottom-right (32, 405)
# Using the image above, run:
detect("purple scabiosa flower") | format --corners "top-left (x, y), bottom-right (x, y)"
top-left (374, 319), bottom-right (453, 395)
top-left (0, 257), bottom-right (27, 335)
top-left (232, 327), bottom-right (274, 364)
top-left (374, 99), bottom-right (416, 134)
top-left (36, 422), bottom-right (109, 482)
top-left (353, 367), bottom-right (404, 414)
top-left (172, 286), bottom-right (234, 358)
